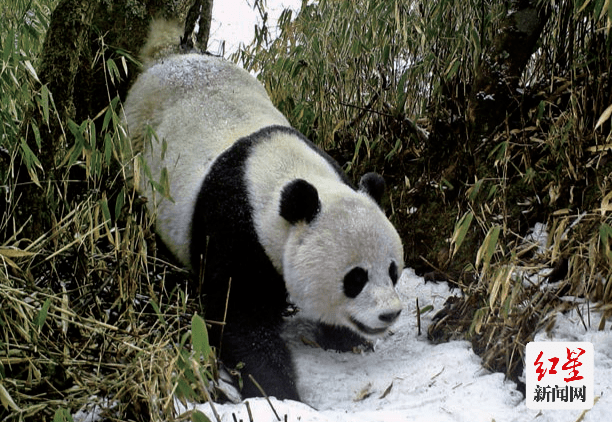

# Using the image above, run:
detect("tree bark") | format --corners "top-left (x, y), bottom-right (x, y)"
top-left (467, 1), bottom-right (551, 142)
top-left (16, 0), bottom-right (97, 240)
top-left (183, 0), bottom-right (214, 52)
top-left (13, 0), bottom-right (195, 241)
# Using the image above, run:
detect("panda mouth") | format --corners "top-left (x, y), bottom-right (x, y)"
top-left (349, 316), bottom-right (388, 336)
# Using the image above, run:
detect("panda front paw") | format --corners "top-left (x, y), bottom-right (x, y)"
top-left (314, 323), bottom-right (373, 353)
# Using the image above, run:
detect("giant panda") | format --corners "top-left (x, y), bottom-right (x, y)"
top-left (124, 19), bottom-right (404, 401)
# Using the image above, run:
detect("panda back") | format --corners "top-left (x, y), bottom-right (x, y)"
top-left (125, 54), bottom-right (290, 265)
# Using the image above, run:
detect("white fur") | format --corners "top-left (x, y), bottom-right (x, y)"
top-left (126, 52), bottom-right (403, 337)
top-left (246, 133), bottom-right (404, 335)
top-left (125, 54), bottom-right (289, 263)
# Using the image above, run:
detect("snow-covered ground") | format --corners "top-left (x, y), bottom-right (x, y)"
top-left (182, 268), bottom-right (612, 421)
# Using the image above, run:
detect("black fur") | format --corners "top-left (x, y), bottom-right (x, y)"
top-left (358, 172), bottom-right (386, 205)
top-left (189, 125), bottom-right (351, 400)
top-left (279, 179), bottom-right (320, 224)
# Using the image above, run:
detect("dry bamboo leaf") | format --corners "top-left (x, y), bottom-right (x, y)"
top-left (578, 0), bottom-right (592, 14)
top-left (0, 382), bottom-right (21, 412)
top-left (354, 382), bottom-right (373, 402)
top-left (379, 381), bottom-right (394, 399)
top-left (595, 104), bottom-right (612, 130)
top-left (601, 191), bottom-right (612, 215)
top-left (0, 247), bottom-right (36, 258)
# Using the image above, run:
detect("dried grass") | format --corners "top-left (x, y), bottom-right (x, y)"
top-left (0, 189), bottom-right (224, 420)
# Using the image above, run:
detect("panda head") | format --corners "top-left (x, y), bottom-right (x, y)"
top-left (280, 173), bottom-right (404, 338)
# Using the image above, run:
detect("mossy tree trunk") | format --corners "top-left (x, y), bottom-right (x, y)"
top-left (14, 0), bottom-right (197, 241)
top-left (16, 0), bottom-right (97, 240)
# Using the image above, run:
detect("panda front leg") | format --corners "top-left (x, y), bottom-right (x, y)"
top-left (221, 317), bottom-right (300, 401)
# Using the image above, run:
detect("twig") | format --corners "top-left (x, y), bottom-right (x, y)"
top-left (248, 374), bottom-right (281, 421)
top-left (182, 0), bottom-right (213, 52)
top-left (191, 359), bottom-right (221, 422)
top-left (218, 277), bottom-right (232, 356)
top-left (245, 400), bottom-right (253, 422)
top-left (416, 298), bottom-right (421, 336)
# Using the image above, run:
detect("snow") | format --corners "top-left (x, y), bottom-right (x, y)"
top-left (208, 1), bottom-right (303, 57)
top-left (183, 269), bottom-right (612, 421)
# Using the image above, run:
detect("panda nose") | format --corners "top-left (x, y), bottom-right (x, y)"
top-left (378, 309), bottom-right (401, 324)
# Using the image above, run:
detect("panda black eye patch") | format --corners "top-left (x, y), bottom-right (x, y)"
top-left (343, 267), bottom-right (369, 298)
top-left (389, 261), bottom-right (398, 285)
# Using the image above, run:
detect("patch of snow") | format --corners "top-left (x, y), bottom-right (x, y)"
top-left (189, 269), bottom-right (611, 421)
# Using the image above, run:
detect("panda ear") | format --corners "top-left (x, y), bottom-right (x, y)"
top-left (280, 179), bottom-right (320, 224)
top-left (358, 172), bottom-right (386, 205)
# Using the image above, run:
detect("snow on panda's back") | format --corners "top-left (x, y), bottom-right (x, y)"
top-left (124, 53), bottom-right (290, 264)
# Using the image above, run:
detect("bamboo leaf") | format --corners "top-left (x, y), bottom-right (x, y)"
top-left (191, 314), bottom-right (213, 362)
top-left (104, 133), bottom-right (112, 165)
top-left (0, 248), bottom-right (36, 258)
top-left (191, 410), bottom-right (212, 422)
top-left (489, 266), bottom-right (512, 310)
top-left (476, 225), bottom-right (501, 272)
top-left (114, 187), bottom-right (125, 221)
top-left (600, 223), bottom-right (612, 263)
top-left (52, 408), bottom-right (74, 422)
top-left (106, 58), bottom-right (120, 85)
top-left (100, 197), bottom-right (112, 224)
top-left (23, 60), bottom-right (40, 83)
top-left (450, 211), bottom-right (474, 257)
top-left (0, 383), bottom-right (21, 412)
top-left (595, 104), bottom-right (612, 130)
top-left (40, 85), bottom-right (50, 125)
top-left (34, 298), bottom-right (52, 329)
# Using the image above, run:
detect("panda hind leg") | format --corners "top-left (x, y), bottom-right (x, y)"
top-left (221, 319), bottom-right (300, 401)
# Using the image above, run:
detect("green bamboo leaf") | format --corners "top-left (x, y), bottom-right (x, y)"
top-left (34, 298), bottom-right (51, 329)
top-left (102, 107), bottom-right (111, 132)
top-left (159, 167), bottom-right (174, 202)
top-left (40, 85), bottom-right (50, 125)
top-left (3, 29), bottom-right (14, 63)
top-left (31, 121), bottom-right (42, 150)
top-left (19, 139), bottom-right (42, 187)
top-left (600, 223), bottom-right (612, 263)
top-left (106, 58), bottom-right (120, 85)
top-left (104, 133), bottom-right (112, 164)
top-left (451, 211), bottom-right (473, 257)
top-left (468, 179), bottom-right (484, 202)
top-left (176, 377), bottom-right (196, 401)
top-left (191, 410), bottom-right (212, 422)
top-left (149, 299), bottom-right (166, 324)
top-left (191, 314), bottom-right (213, 361)
top-left (88, 119), bottom-right (96, 148)
top-left (114, 187), bottom-right (125, 221)
top-left (52, 408), bottom-right (74, 422)
top-left (161, 138), bottom-right (168, 160)
top-left (100, 197), bottom-right (112, 224)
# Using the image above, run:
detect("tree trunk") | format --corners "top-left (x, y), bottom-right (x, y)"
top-left (467, 1), bottom-right (551, 143)
top-left (13, 0), bottom-right (198, 241)
top-left (16, 0), bottom-right (97, 240)
top-left (183, 0), bottom-right (214, 52)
